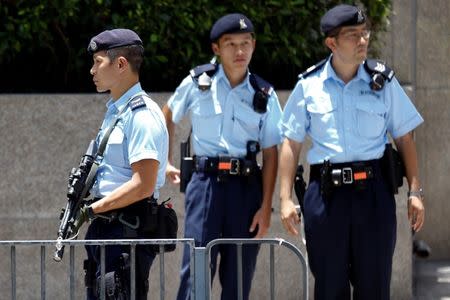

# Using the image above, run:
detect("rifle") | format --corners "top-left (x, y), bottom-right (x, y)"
top-left (54, 140), bottom-right (98, 262)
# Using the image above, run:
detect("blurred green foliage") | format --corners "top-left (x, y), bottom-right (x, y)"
top-left (0, 0), bottom-right (391, 92)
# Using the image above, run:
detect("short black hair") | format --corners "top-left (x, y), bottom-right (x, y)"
top-left (106, 45), bottom-right (144, 74)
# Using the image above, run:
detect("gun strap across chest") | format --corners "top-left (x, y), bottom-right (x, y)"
top-left (82, 93), bottom-right (146, 198)
top-left (97, 93), bottom-right (146, 157)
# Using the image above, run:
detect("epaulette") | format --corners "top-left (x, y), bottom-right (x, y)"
top-left (249, 73), bottom-right (273, 95)
top-left (189, 63), bottom-right (218, 79)
top-left (249, 73), bottom-right (273, 114)
top-left (298, 59), bottom-right (327, 80)
top-left (363, 59), bottom-right (395, 91)
top-left (190, 63), bottom-right (218, 91)
top-left (129, 95), bottom-right (146, 111)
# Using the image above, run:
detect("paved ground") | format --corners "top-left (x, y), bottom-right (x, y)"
top-left (414, 259), bottom-right (450, 299)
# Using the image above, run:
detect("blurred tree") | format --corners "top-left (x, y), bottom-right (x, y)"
top-left (0, 0), bottom-right (391, 92)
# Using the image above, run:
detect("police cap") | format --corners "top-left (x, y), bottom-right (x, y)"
top-left (320, 4), bottom-right (366, 36)
top-left (210, 13), bottom-right (254, 42)
top-left (87, 28), bottom-right (143, 54)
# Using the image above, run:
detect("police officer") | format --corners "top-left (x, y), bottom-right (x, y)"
top-left (279, 4), bottom-right (424, 300)
top-left (162, 13), bottom-right (282, 300)
top-left (74, 28), bottom-right (168, 299)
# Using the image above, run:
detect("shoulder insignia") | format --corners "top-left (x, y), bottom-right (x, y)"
top-left (189, 63), bottom-right (217, 79)
top-left (190, 63), bottom-right (218, 91)
top-left (298, 59), bottom-right (327, 80)
top-left (364, 59), bottom-right (395, 91)
top-left (249, 73), bottom-right (274, 114)
top-left (129, 95), bottom-right (146, 111)
top-left (364, 59), bottom-right (395, 80)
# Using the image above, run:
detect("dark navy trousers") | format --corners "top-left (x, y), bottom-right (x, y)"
top-left (303, 168), bottom-right (396, 300)
top-left (85, 219), bottom-right (155, 300)
top-left (176, 171), bottom-right (262, 300)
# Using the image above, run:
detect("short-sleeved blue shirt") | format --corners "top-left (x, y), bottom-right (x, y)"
top-left (281, 57), bottom-right (424, 164)
top-left (91, 83), bottom-right (168, 199)
top-left (167, 64), bottom-right (283, 157)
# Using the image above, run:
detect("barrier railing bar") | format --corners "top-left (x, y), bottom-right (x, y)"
top-left (130, 244), bottom-right (136, 300)
top-left (205, 238), bottom-right (309, 300)
top-left (70, 245), bottom-right (75, 300)
top-left (41, 245), bottom-right (46, 300)
top-left (100, 245), bottom-right (105, 300)
top-left (195, 247), bottom-right (207, 300)
top-left (0, 238), bottom-right (192, 246)
top-left (0, 238), bottom-right (306, 299)
top-left (270, 244), bottom-right (275, 300)
top-left (0, 239), bottom-right (195, 300)
top-left (237, 243), bottom-right (243, 300)
top-left (11, 245), bottom-right (16, 300)
top-left (159, 245), bottom-right (165, 300)
top-left (277, 239), bottom-right (309, 300)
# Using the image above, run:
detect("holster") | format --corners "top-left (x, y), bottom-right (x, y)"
top-left (180, 141), bottom-right (193, 193)
top-left (294, 165), bottom-right (306, 214)
top-left (320, 160), bottom-right (334, 199)
top-left (381, 143), bottom-right (405, 194)
top-left (84, 259), bottom-right (97, 289)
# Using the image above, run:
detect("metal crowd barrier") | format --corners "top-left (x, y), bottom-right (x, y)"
top-left (0, 238), bottom-right (308, 299)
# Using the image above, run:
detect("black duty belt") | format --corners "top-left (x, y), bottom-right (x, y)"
top-left (310, 159), bottom-right (380, 185)
top-left (91, 196), bottom-right (156, 228)
top-left (193, 156), bottom-right (258, 176)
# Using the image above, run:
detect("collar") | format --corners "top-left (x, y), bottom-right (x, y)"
top-left (106, 82), bottom-right (143, 112)
top-left (320, 55), bottom-right (370, 85)
top-left (216, 64), bottom-right (252, 92)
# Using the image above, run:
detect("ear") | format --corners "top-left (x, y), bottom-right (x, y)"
top-left (324, 37), bottom-right (337, 52)
top-left (211, 42), bottom-right (220, 56)
top-left (117, 56), bottom-right (128, 71)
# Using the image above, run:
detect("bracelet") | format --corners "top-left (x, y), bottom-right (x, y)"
top-left (407, 188), bottom-right (424, 199)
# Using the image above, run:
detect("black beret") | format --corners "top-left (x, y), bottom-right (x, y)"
top-left (320, 4), bottom-right (366, 36)
top-left (210, 13), bottom-right (254, 42)
top-left (87, 28), bottom-right (143, 54)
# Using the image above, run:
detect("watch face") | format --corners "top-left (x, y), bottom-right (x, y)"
top-left (408, 188), bottom-right (424, 198)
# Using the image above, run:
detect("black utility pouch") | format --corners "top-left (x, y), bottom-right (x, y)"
top-left (141, 198), bottom-right (158, 233)
top-left (143, 198), bottom-right (178, 253)
top-left (381, 143), bottom-right (405, 194)
top-left (152, 201), bottom-right (178, 253)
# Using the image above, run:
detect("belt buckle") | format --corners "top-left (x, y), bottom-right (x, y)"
top-left (230, 158), bottom-right (240, 175)
top-left (342, 167), bottom-right (353, 184)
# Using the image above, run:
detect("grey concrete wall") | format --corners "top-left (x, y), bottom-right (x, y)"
top-left (381, 0), bottom-right (450, 259)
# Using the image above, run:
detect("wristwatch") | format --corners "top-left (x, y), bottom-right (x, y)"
top-left (407, 188), bottom-right (424, 199)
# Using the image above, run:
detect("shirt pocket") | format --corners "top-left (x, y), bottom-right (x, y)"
top-left (105, 127), bottom-right (126, 166)
top-left (306, 97), bottom-right (337, 138)
top-left (355, 101), bottom-right (386, 138)
top-left (191, 98), bottom-right (222, 140)
top-left (232, 104), bottom-right (261, 142)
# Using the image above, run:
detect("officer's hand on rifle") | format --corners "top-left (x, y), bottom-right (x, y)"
top-left (166, 163), bottom-right (181, 184)
top-left (73, 205), bottom-right (96, 234)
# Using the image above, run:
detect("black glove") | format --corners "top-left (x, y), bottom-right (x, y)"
top-left (72, 205), bottom-right (95, 233)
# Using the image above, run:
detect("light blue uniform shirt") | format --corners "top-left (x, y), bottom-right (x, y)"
top-left (91, 83), bottom-right (168, 199)
top-left (282, 57), bottom-right (424, 164)
top-left (167, 64), bottom-right (282, 157)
